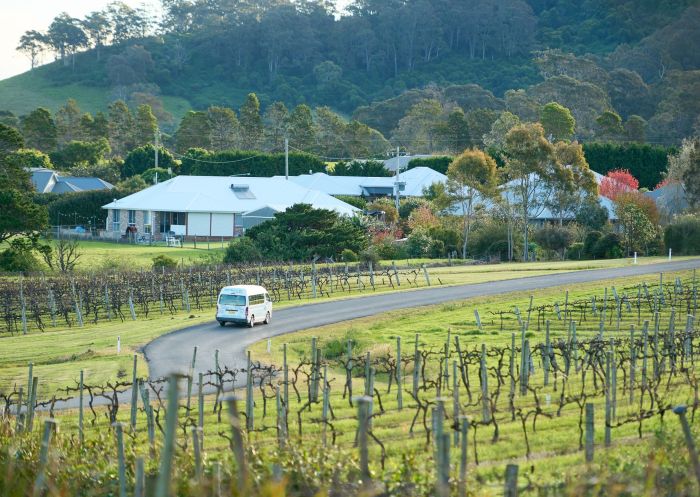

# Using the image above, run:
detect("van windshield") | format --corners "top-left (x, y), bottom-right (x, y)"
top-left (219, 294), bottom-right (246, 306)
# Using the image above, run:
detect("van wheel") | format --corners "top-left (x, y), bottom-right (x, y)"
top-left (218, 321), bottom-right (226, 327)
top-left (248, 316), bottom-right (255, 328)
top-left (264, 312), bottom-right (271, 324)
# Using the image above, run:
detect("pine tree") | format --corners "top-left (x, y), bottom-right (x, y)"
top-left (239, 93), bottom-right (263, 151)
top-left (108, 100), bottom-right (134, 157)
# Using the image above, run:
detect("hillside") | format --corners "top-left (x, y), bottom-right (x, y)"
top-left (2, 0), bottom-right (700, 144)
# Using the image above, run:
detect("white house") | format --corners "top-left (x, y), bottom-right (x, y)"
top-left (101, 176), bottom-right (358, 240)
top-left (277, 167), bottom-right (447, 198)
top-left (383, 154), bottom-right (432, 172)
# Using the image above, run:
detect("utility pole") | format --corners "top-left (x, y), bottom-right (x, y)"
top-left (284, 137), bottom-right (289, 180)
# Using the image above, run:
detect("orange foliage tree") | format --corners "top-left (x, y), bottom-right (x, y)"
top-left (599, 169), bottom-right (639, 200)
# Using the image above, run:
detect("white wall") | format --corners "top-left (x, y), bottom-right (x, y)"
top-left (187, 212), bottom-right (210, 236)
top-left (211, 213), bottom-right (234, 236)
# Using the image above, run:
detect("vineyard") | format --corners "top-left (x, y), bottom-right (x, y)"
top-left (1, 271), bottom-right (700, 496)
top-left (0, 261), bottom-right (434, 335)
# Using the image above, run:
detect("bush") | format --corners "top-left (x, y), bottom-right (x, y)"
top-left (340, 248), bottom-right (358, 262)
top-left (593, 233), bottom-right (624, 259)
top-left (0, 239), bottom-right (41, 272)
top-left (152, 255), bottom-right (178, 270)
top-left (664, 215), bottom-right (700, 255)
top-left (374, 240), bottom-right (406, 260)
top-left (468, 221), bottom-right (513, 260)
top-left (223, 237), bottom-right (262, 264)
top-left (566, 242), bottom-right (584, 260)
top-left (583, 230), bottom-right (602, 258)
top-left (533, 225), bottom-right (574, 259)
top-left (405, 230), bottom-right (432, 257)
top-left (334, 195), bottom-right (367, 210)
top-left (429, 238), bottom-right (446, 258)
top-left (359, 247), bottom-right (380, 267)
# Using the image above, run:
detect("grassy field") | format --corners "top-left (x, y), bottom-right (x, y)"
top-left (9, 268), bottom-right (698, 496)
top-left (0, 68), bottom-right (191, 119)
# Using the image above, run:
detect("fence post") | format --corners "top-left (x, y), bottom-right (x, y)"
top-left (78, 370), bottom-right (84, 444)
top-left (504, 464), bottom-right (519, 497)
top-left (605, 352), bottom-right (612, 447)
top-left (392, 260), bottom-right (400, 286)
top-left (27, 376), bottom-right (38, 433)
top-left (311, 337), bottom-right (319, 402)
top-left (422, 264), bottom-right (431, 286)
top-left (113, 422), bottom-right (127, 497)
top-left (187, 346), bottom-right (198, 415)
top-left (134, 457), bottom-right (145, 497)
top-left (283, 343), bottom-right (289, 412)
top-left (396, 336), bottom-right (403, 410)
top-left (673, 405), bottom-right (700, 488)
top-left (130, 355), bottom-right (139, 430)
top-left (128, 290), bottom-right (137, 321)
top-left (20, 277), bottom-right (28, 334)
top-left (32, 418), bottom-right (57, 497)
top-left (459, 416), bottom-right (469, 497)
top-left (544, 321), bottom-right (551, 387)
top-left (474, 309), bottom-right (482, 330)
top-left (368, 261), bottom-right (375, 289)
top-left (480, 344), bottom-right (490, 422)
top-left (155, 374), bottom-right (179, 497)
top-left (246, 351), bottom-right (254, 431)
top-left (192, 427), bottom-right (203, 482)
top-left (585, 403), bottom-right (595, 463)
top-left (356, 396), bottom-right (372, 483)
top-left (224, 396), bottom-right (248, 494)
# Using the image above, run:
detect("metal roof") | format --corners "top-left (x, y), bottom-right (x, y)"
top-left (102, 175), bottom-right (359, 216)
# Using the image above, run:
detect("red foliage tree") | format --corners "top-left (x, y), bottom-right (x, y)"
top-left (599, 169), bottom-right (639, 200)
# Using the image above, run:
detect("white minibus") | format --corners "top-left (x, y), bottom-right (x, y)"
top-left (216, 285), bottom-right (272, 327)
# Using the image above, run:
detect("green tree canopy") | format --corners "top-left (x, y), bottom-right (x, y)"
top-left (21, 108), bottom-right (57, 152)
top-left (122, 144), bottom-right (178, 179)
top-left (540, 102), bottom-right (575, 141)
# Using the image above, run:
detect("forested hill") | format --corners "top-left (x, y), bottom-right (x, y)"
top-left (3, 0), bottom-right (700, 146)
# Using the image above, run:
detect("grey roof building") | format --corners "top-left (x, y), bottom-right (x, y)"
top-left (30, 168), bottom-right (114, 194)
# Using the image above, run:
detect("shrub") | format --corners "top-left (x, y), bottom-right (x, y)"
top-left (664, 215), bottom-right (700, 255)
top-left (566, 242), bottom-right (584, 260)
top-left (593, 233), bottom-right (624, 259)
top-left (0, 239), bottom-right (41, 272)
top-left (223, 237), bottom-right (262, 264)
top-left (359, 247), bottom-right (380, 267)
top-left (429, 238), bottom-right (445, 258)
top-left (406, 230), bottom-right (432, 257)
top-left (374, 240), bottom-right (406, 260)
top-left (340, 248), bottom-right (358, 262)
top-left (152, 255), bottom-right (178, 270)
top-left (533, 225), bottom-right (574, 259)
top-left (334, 195), bottom-right (367, 210)
top-left (583, 231), bottom-right (602, 258)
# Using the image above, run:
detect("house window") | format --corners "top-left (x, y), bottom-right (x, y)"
top-left (159, 212), bottom-right (187, 233)
top-left (112, 209), bottom-right (121, 232)
top-left (143, 211), bottom-right (151, 234)
top-left (128, 210), bottom-right (136, 224)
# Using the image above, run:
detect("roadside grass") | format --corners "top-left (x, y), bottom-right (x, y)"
top-left (1, 258), bottom-right (696, 394)
top-left (18, 268), bottom-right (698, 491)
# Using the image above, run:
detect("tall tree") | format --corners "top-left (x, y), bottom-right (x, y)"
top-left (447, 148), bottom-right (498, 259)
top-left (546, 140), bottom-right (597, 224)
top-left (0, 124), bottom-right (24, 157)
top-left (21, 108), bottom-right (57, 153)
top-left (175, 111), bottom-right (211, 152)
top-left (133, 104), bottom-right (157, 148)
top-left (207, 106), bottom-right (240, 151)
top-left (47, 13), bottom-right (87, 70)
top-left (483, 111), bottom-right (521, 150)
top-left (263, 102), bottom-right (290, 152)
top-left (108, 100), bottom-right (134, 157)
top-left (17, 31), bottom-right (47, 70)
top-left (82, 10), bottom-right (112, 61)
top-left (503, 122), bottom-right (571, 261)
top-left (596, 110), bottom-right (624, 140)
top-left (540, 102), bottom-right (575, 141)
top-left (287, 104), bottom-right (316, 152)
top-left (239, 93), bottom-right (263, 150)
top-left (55, 99), bottom-right (82, 147)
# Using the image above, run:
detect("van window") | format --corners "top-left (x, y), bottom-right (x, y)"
top-left (219, 294), bottom-right (246, 306)
top-left (265, 293), bottom-right (271, 302)
top-left (249, 294), bottom-right (265, 305)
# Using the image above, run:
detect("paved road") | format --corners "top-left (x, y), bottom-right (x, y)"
top-left (144, 259), bottom-right (700, 380)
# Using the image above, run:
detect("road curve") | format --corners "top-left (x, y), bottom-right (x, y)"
top-left (144, 259), bottom-right (700, 380)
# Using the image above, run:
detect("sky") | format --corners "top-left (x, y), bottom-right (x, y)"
top-left (0, 0), bottom-right (161, 80)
